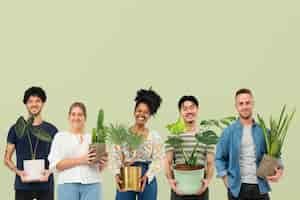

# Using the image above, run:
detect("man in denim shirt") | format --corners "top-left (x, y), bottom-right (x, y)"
top-left (215, 88), bottom-right (283, 200)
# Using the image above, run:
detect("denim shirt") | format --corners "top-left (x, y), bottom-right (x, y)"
top-left (215, 119), bottom-right (270, 197)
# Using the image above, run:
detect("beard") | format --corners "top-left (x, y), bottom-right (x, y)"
top-left (239, 112), bottom-right (252, 120)
top-left (28, 108), bottom-right (42, 117)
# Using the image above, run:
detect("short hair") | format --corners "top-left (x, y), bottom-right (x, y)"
top-left (134, 88), bottom-right (162, 116)
top-left (178, 96), bottom-right (199, 110)
top-left (235, 88), bottom-right (253, 98)
top-left (68, 102), bottom-right (87, 119)
top-left (23, 86), bottom-right (47, 104)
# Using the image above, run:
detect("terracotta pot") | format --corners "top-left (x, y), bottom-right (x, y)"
top-left (257, 154), bottom-right (280, 178)
top-left (174, 164), bottom-right (204, 195)
top-left (23, 159), bottom-right (45, 182)
top-left (89, 143), bottom-right (107, 163)
top-left (120, 166), bottom-right (142, 192)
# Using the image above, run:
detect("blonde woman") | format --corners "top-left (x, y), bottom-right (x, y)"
top-left (48, 102), bottom-right (108, 200)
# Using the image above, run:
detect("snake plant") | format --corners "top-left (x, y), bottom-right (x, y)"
top-left (257, 105), bottom-right (296, 158)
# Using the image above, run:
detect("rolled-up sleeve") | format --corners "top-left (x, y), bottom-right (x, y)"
top-left (215, 128), bottom-right (229, 178)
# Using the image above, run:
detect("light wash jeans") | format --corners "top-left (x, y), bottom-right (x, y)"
top-left (57, 183), bottom-right (102, 200)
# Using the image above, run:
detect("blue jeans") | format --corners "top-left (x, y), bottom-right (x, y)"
top-left (57, 183), bottom-right (102, 200)
top-left (116, 162), bottom-right (157, 200)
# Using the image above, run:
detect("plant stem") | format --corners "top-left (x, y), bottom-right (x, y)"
top-left (26, 130), bottom-right (34, 160)
top-left (188, 142), bottom-right (199, 164)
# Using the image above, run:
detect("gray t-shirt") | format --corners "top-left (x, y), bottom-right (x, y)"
top-left (239, 125), bottom-right (258, 184)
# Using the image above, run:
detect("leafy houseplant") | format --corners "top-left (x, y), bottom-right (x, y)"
top-left (165, 116), bottom-right (236, 194)
top-left (256, 105), bottom-right (295, 178)
top-left (90, 109), bottom-right (108, 163)
top-left (108, 124), bottom-right (144, 192)
top-left (14, 116), bottom-right (53, 181)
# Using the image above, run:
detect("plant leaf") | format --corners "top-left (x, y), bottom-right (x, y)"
top-left (195, 130), bottom-right (219, 145)
top-left (31, 127), bottom-right (53, 143)
top-left (166, 117), bottom-right (186, 135)
top-left (257, 114), bottom-right (270, 154)
top-left (107, 124), bottom-right (128, 146)
top-left (14, 116), bottom-right (27, 138)
top-left (92, 128), bottom-right (97, 144)
top-left (126, 131), bottom-right (144, 150)
top-left (165, 136), bottom-right (184, 148)
top-left (97, 109), bottom-right (104, 130)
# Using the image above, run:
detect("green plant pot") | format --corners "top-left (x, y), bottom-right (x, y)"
top-left (89, 143), bottom-right (107, 163)
top-left (257, 154), bottom-right (280, 178)
top-left (174, 166), bottom-right (204, 195)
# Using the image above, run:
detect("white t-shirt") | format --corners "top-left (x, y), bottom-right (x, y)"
top-left (48, 131), bottom-right (101, 184)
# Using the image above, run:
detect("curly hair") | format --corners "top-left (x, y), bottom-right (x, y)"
top-left (134, 87), bottom-right (162, 116)
top-left (23, 86), bottom-right (47, 104)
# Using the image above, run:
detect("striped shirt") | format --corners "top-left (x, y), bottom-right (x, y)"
top-left (165, 131), bottom-right (215, 166)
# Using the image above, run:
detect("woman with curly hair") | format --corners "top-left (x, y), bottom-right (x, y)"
top-left (113, 88), bottom-right (163, 200)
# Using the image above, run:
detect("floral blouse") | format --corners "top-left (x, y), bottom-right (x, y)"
top-left (112, 130), bottom-right (163, 183)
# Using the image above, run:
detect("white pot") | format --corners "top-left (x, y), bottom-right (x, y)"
top-left (23, 159), bottom-right (45, 182)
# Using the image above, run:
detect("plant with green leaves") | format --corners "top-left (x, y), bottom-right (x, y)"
top-left (256, 105), bottom-right (295, 178)
top-left (14, 116), bottom-right (52, 160)
top-left (257, 105), bottom-right (295, 158)
top-left (165, 116), bottom-right (236, 167)
top-left (108, 124), bottom-right (144, 166)
top-left (90, 109), bottom-right (109, 162)
top-left (91, 109), bottom-right (108, 144)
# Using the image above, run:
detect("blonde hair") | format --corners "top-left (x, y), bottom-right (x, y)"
top-left (68, 102), bottom-right (87, 119)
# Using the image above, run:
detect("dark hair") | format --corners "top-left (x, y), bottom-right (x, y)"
top-left (178, 95), bottom-right (199, 110)
top-left (134, 88), bottom-right (162, 116)
top-left (235, 88), bottom-right (253, 98)
top-left (68, 102), bottom-right (87, 119)
top-left (23, 86), bottom-right (47, 104)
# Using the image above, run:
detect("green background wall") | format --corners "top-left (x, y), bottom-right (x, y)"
top-left (1, 1), bottom-right (299, 199)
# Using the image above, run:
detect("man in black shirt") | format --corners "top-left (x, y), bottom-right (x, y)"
top-left (4, 86), bottom-right (58, 200)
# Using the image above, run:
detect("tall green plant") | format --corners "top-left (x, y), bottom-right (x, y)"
top-left (14, 116), bottom-right (52, 159)
top-left (92, 109), bottom-right (108, 144)
top-left (257, 105), bottom-right (296, 158)
top-left (165, 116), bottom-right (236, 167)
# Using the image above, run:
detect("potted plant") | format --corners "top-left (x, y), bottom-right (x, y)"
top-left (89, 109), bottom-right (108, 163)
top-left (165, 116), bottom-right (236, 195)
top-left (108, 124), bottom-right (144, 192)
top-left (14, 116), bottom-right (53, 182)
top-left (256, 105), bottom-right (295, 178)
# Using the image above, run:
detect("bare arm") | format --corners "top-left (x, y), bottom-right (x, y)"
top-left (4, 143), bottom-right (17, 171)
top-left (205, 152), bottom-right (215, 184)
top-left (164, 151), bottom-right (174, 180)
top-left (4, 143), bottom-right (19, 175)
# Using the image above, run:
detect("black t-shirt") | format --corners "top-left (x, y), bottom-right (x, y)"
top-left (7, 121), bottom-right (58, 191)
